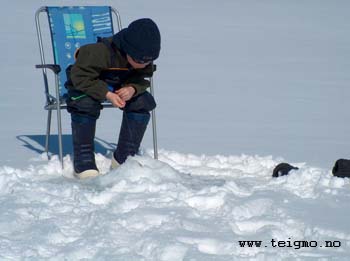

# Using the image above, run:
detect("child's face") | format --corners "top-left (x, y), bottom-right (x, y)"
top-left (127, 55), bottom-right (151, 69)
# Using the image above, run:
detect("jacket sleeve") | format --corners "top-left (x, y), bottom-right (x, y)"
top-left (70, 45), bottom-right (110, 102)
top-left (124, 64), bottom-right (155, 97)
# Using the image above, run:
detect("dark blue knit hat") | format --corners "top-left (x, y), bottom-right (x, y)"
top-left (115, 18), bottom-right (161, 62)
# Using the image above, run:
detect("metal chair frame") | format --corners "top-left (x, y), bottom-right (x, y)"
top-left (35, 6), bottom-right (158, 169)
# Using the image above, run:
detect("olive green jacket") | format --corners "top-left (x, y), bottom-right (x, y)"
top-left (67, 37), bottom-right (154, 102)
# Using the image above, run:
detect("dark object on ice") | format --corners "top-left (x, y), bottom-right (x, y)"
top-left (272, 163), bottom-right (299, 178)
top-left (332, 159), bottom-right (350, 178)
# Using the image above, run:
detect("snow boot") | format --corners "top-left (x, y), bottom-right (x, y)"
top-left (112, 111), bottom-right (150, 166)
top-left (71, 117), bottom-right (99, 179)
top-left (111, 155), bottom-right (120, 169)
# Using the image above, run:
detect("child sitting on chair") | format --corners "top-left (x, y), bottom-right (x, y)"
top-left (65, 18), bottom-right (161, 179)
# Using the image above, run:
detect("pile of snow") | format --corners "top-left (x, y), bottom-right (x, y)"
top-left (0, 150), bottom-right (349, 260)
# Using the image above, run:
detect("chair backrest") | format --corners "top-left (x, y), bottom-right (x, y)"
top-left (37, 6), bottom-right (121, 98)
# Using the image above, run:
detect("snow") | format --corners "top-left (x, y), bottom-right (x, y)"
top-left (1, 0), bottom-right (350, 260)
top-left (0, 152), bottom-right (349, 259)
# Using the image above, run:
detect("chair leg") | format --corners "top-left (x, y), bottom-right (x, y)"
top-left (149, 77), bottom-right (158, 160)
top-left (57, 106), bottom-right (63, 169)
top-left (45, 109), bottom-right (52, 158)
top-left (53, 71), bottom-right (64, 169)
top-left (151, 109), bottom-right (158, 160)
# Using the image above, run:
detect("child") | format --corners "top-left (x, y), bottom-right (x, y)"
top-left (65, 18), bottom-right (161, 179)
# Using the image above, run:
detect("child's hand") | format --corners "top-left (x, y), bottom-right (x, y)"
top-left (115, 86), bottom-right (136, 102)
top-left (106, 91), bottom-right (126, 108)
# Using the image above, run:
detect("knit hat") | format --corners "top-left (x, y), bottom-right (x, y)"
top-left (114, 18), bottom-right (161, 62)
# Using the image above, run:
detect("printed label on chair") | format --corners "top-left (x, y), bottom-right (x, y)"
top-left (63, 14), bottom-right (86, 39)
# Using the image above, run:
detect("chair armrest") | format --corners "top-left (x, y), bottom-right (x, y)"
top-left (36, 64), bottom-right (61, 74)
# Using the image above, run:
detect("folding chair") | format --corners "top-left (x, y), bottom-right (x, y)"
top-left (35, 6), bottom-right (159, 169)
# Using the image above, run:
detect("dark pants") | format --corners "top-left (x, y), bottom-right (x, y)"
top-left (66, 90), bottom-right (156, 169)
top-left (66, 90), bottom-right (156, 121)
